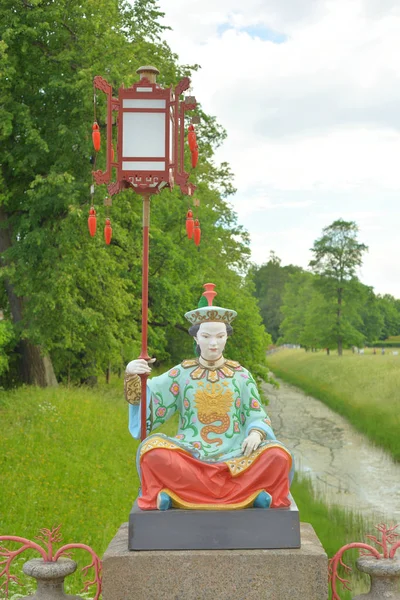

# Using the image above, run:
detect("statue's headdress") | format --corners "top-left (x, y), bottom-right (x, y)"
top-left (184, 283), bottom-right (237, 326)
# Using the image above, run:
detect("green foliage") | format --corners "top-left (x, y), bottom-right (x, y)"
top-left (357, 284), bottom-right (385, 343)
top-left (375, 294), bottom-right (400, 339)
top-left (367, 341), bottom-right (400, 348)
top-left (308, 219), bottom-right (369, 355)
top-left (279, 270), bottom-right (317, 346)
top-left (252, 230), bottom-right (400, 355)
top-left (267, 349), bottom-right (400, 461)
top-left (309, 219), bottom-right (368, 280)
top-left (292, 475), bottom-right (370, 599)
top-left (0, 0), bottom-right (269, 384)
top-left (0, 319), bottom-right (15, 376)
top-left (250, 252), bottom-right (302, 342)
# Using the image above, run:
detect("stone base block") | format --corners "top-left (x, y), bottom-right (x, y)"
top-left (102, 522), bottom-right (328, 600)
top-left (129, 494), bottom-right (300, 550)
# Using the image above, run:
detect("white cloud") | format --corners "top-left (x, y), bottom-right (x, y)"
top-left (157, 0), bottom-right (400, 297)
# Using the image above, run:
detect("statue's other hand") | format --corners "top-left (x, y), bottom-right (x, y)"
top-left (241, 430), bottom-right (263, 457)
top-left (125, 358), bottom-right (156, 375)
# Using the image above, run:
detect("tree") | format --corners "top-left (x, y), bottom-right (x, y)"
top-left (280, 271), bottom-right (315, 346)
top-left (357, 284), bottom-right (384, 344)
top-left (251, 252), bottom-right (302, 342)
top-left (309, 219), bottom-right (368, 355)
top-left (0, 0), bottom-right (269, 386)
top-left (375, 294), bottom-right (400, 340)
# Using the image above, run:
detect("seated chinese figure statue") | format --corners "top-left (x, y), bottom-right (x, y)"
top-left (125, 283), bottom-right (293, 511)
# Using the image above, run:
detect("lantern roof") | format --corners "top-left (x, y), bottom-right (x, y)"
top-left (136, 65), bottom-right (160, 79)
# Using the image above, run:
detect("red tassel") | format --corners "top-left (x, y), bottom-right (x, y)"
top-left (191, 145), bottom-right (199, 168)
top-left (193, 218), bottom-right (201, 246)
top-left (111, 145), bottom-right (115, 163)
top-left (92, 122), bottom-right (101, 152)
top-left (104, 218), bottom-right (112, 245)
top-left (88, 206), bottom-right (97, 237)
top-left (188, 125), bottom-right (197, 152)
top-left (186, 209), bottom-right (194, 239)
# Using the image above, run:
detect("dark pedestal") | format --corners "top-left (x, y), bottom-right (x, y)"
top-left (128, 494), bottom-right (300, 550)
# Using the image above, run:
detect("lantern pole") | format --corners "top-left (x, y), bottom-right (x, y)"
top-left (92, 67), bottom-right (198, 444)
top-left (139, 192), bottom-right (151, 441)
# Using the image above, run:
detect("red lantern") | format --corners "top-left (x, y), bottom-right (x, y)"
top-left (188, 124), bottom-right (197, 152)
top-left (191, 145), bottom-right (199, 168)
top-left (104, 218), bottom-right (112, 245)
top-left (92, 122), bottom-right (101, 152)
top-left (186, 209), bottom-right (194, 239)
top-left (193, 218), bottom-right (201, 246)
top-left (88, 206), bottom-right (97, 237)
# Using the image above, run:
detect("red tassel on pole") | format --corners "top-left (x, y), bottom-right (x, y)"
top-left (88, 206), bottom-right (97, 237)
top-left (191, 145), bottom-right (199, 168)
top-left (188, 124), bottom-right (197, 152)
top-left (92, 122), bottom-right (101, 152)
top-left (193, 218), bottom-right (201, 246)
top-left (104, 218), bottom-right (112, 245)
top-left (186, 209), bottom-right (194, 239)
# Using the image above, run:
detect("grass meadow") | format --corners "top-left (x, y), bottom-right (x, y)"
top-left (267, 348), bottom-right (400, 462)
top-left (0, 377), bottom-right (371, 598)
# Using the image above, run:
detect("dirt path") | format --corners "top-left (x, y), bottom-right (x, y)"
top-left (262, 376), bottom-right (400, 522)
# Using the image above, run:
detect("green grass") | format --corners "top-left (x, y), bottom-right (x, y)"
top-left (292, 475), bottom-right (371, 599)
top-left (267, 349), bottom-right (400, 461)
top-left (0, 379), bottom-right (373, 598)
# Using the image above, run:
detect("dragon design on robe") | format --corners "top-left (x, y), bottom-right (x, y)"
top-left (194, 382), bottom-right (234, 446)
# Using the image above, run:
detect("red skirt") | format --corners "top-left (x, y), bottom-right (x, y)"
top-left (138, 447), bottom-right (291, 510)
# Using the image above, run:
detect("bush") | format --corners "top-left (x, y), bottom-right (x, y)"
top-left (366, 341), bottom-right (400, 348)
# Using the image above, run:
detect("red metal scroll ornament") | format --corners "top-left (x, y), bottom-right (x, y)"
top-left (88, 206), bottom-right (97, 237)
top-left (104, 218), bottom-right (112, 245)
top-left (329, 523), bottom-right (400, 599)
top-left (186, 209), bottom-right (194, 239)
top-left (92, 122), bottom-right (101, 152)
top-left (0, 525), bottom-right (102, 600)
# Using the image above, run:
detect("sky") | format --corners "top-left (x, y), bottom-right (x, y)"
top-left (158, 0), bottom-right (400, 298)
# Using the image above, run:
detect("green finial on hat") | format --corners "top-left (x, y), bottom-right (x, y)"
top-left (185, 283), bottom-right (237, 325)
top-left (197, 294), bottom-right (208, 309)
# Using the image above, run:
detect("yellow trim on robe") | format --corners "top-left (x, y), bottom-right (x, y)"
top-left (139, 435), bottom-right (191, 459)
top-left (224, 443), bottom-right (293, 477)
top-left (162, 488), bottom-right (265, 511)
top-left (181, 358), bottom-right (242, 383)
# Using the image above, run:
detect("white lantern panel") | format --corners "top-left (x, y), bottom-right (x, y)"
top-left (122, 161), bottom-right (165, 171)
top-left (123, 112), bottom-right (165, 158)
top-left (123, 99), bottom-right (166, 109)
top-left (136, 87), bottom-right (153, 92)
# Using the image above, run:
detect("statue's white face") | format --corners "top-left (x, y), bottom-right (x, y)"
top-left (195, 322), bottom-right (228, 361)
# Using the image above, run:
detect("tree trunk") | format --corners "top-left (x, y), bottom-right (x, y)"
top-left (17, 339), bottom-right (58, 386)
top-left (0, 209), bottom-right (58, 386)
